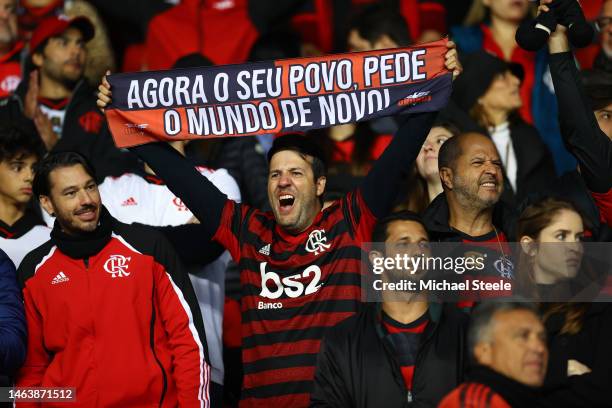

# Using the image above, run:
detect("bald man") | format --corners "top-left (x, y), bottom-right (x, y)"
top-left (423, 132), bottom-right (516, 287)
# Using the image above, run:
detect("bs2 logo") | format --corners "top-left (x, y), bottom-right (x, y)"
top-left (259, 262), bottom-right (323, 299)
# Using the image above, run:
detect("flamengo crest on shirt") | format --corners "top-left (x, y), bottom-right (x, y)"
top-left (104, 255), bottom-right (131, 278)
top-left (305, 229), bottom-right (331, 255)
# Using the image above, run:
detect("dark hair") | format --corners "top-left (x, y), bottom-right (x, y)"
top-left (172, 53), bottom-right (214, 69)
top-left (311, 122), bottom-right (379, 177)
top-left (0, 124), bottom-right (45, 163)
top-left (310, 155), bottom-right (326, 182)
top-left (268, 134), bottom-right (327, 181)
top-left (515, 196), bottom-right (598, 302)
top-left (372, 210), bottom-right (427, 242)
top-left (349, 4), bottom-right (412, 47)
top-left (401, 121), bottom-right (461, 212)
top-left (581, 69), bottom-right (612, 111)
top-left (248, 27), bottom-right (302, 62)
top-left (33, 151), bottom-right (96, 197)
top-left (433, 120), bottom-right (461, 140)
top-left (437, 132), bottom-right (465, 173)
top-left (280, 151), bottom-right (326, 185)
top-left (521, 199), bottom-right (598, 336)
top-left (517, 196), bottom-right (584, 241)
top-left (542, 303), bottom-right (589, 336)
top-left (32, 38), bottom-right (50, 58)
top-left (468, 302), bottom-right (539, 362)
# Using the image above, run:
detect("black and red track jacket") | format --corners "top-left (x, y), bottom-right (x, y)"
top-left (16, 209), bottom-right (210, 407)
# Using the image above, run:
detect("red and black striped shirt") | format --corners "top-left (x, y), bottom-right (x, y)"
top-left (213, 190), bottom-right (376, 407)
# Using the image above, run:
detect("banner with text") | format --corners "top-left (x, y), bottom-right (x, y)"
top-left (105, 39), bottom-right (452, 148)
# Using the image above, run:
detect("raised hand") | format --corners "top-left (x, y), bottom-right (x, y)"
top-left (444, 41), bottom-right (462, 81)
top-left (97, 70), bottom-right (112, 113)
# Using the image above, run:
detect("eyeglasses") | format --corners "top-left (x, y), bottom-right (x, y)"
top-left (597, 16), bottom-right (612, 30)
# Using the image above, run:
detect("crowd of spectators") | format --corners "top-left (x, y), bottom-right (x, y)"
top-left (0, 0), bottom-right (611, 407)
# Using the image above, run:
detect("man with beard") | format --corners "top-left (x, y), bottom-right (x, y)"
top-left (2, 15), bottom-right (137, 181)
top-left (97, 41), bottom-right (462, 407)
top-left (423, 132), bottom-right (516, 294)
top-left (311, 211), bottom-right (468, 407)
top-left (424, 133), bottom-right (515, 300)
top-left (16, 151), bottom-right (210, 407)
top-left (0, 0), bottom-right (21, 98)
top-left (425, 132), bottom-right (509, 243)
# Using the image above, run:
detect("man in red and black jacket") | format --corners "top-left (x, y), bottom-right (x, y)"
top-left (16, 151), bottom-right (210, 407)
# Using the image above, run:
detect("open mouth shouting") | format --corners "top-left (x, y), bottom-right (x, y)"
top-left (278, 194), bottom-right (296, 215)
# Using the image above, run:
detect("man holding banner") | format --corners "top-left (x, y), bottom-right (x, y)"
top-left (97, 39), bottom-right (460, 407)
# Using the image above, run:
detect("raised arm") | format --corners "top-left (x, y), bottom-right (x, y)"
top-left (547, 21), bottom-right (612, 192)
top-left (133, 143), bottom-right (228, 242)
top-left (97, 75), bottom-right (228, 241)
top-left (154, 223), bottom-right (226, 266)
top-left (360, 41), bottom-right (461, 218)
top-left (360, 111), bottom-right (437, 218)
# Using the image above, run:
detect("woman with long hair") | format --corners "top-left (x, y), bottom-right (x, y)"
top-left (399, 121), bottom-right (459, 214)
top-left (516, 197), bottom-right (592, 299)
top-left (516, 196), bottom-right (612, 406)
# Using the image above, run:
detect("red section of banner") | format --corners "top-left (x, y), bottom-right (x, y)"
top-left (274, 39), bottom-right (447, 98)
top-left (106, 39), bottom-right (451, 148)
top-left (106, 100), bottom-right (285, 147)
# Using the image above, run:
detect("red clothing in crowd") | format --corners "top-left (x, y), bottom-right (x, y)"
top-left (145, 0), bottom-right (259, 70)
top-left (438, 382), bottom-right (511, 408)
top-left (381, 312), bottom-right (429, 390)
top-left (0, 41), bottom-right (23, 98)
top-left (330, 134), bottom-right (393, 164)
top-left (481, 24), bottom-right (535, 125)
top-left (16, 221), bottom-right (210, 407)
top-left (352, 0), bottom-right (447, 41)
top-left (592, 189), bottom-right (612, 227)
